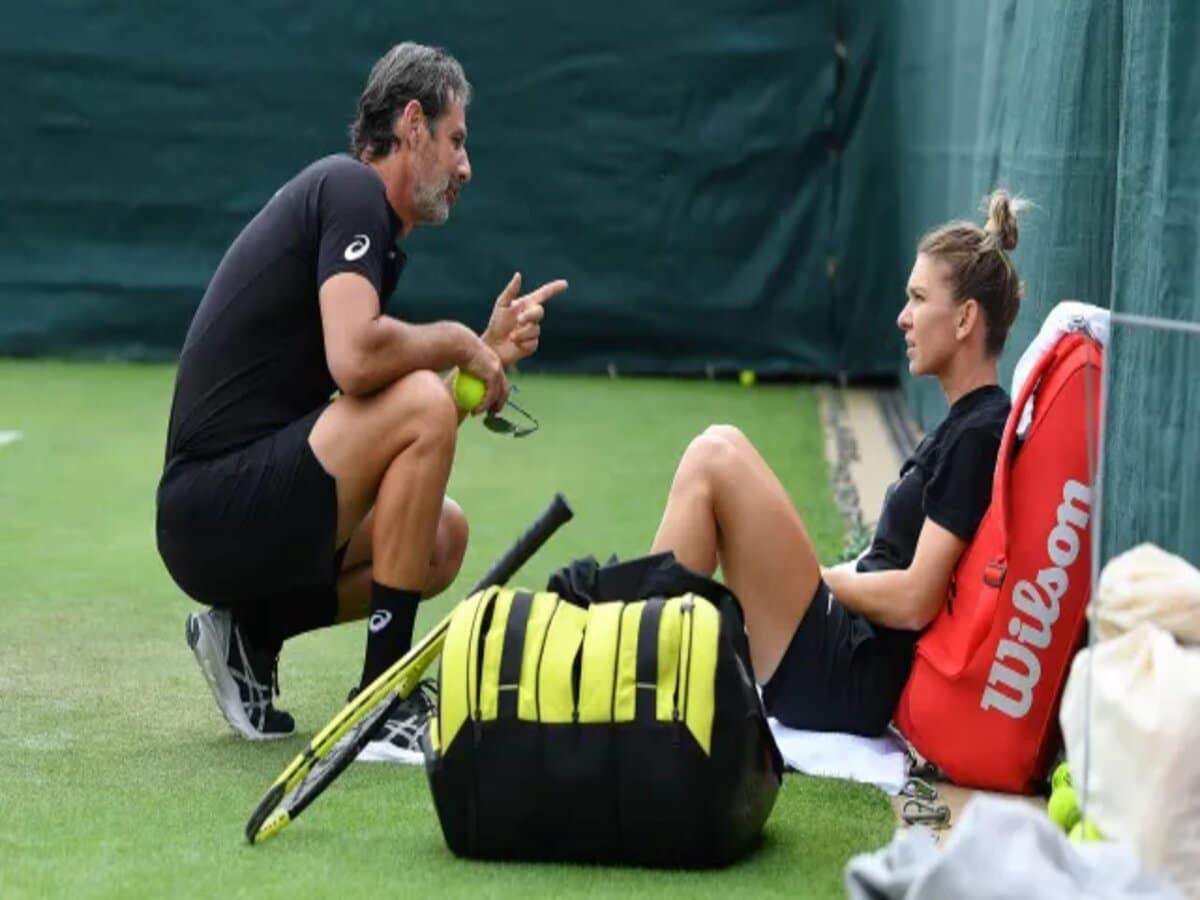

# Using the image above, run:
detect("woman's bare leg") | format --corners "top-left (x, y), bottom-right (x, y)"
top-left (651, 425), bottom-right (823, 682)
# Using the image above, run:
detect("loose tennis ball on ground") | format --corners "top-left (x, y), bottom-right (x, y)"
top-left (1069, 818), bottom-right (1103, 843)
top-left (453, 371), bottom-right (486, 411)
top-left (1052, 761), bottom-right (1072, 791)
top-left (1047, 786), bottom-right (1080, 832)
top-left (739, 369), bottom-right (756, 387)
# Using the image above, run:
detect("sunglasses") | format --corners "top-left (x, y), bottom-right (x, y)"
top-left (483, 385), bottom-right (539, 438)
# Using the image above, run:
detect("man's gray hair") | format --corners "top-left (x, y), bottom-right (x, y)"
top-left (350, 43), bottom-right (472, 159)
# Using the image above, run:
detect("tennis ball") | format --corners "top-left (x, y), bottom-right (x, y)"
top-left (739, 369), bottom-right (757, 387)
top-left (1052, 761), bottom-right (1072, 791)
top-left (1069, 818), bottom-right (1103, 843)
top-left (1047, 785), bottom-right (1080, 832)
top-left (453, 371), bottom-right (486, 411)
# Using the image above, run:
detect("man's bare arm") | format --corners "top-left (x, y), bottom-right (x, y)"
top-left (319, 272), bottom-right (504, 405)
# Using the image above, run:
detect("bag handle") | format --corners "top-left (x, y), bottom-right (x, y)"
top-left (635, 598), bottom-right (666, 722)
top-left (989, 333), bottom-right (1093, 585)
top-left (497, 590), bottom-right (535, 719)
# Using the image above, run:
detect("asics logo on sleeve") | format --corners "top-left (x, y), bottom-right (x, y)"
top-left (344, 234), bottom-right (371, 261)
top-left (368, 610), bottom-right (393, 633)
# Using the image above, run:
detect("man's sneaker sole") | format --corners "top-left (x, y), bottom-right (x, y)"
top-left (357, 739), bottom-right (425, 765)
top-left (185, 612), bottom-right (291, 742)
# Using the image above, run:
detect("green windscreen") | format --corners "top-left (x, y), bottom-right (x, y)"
top-left (891, 0), bottom-right (1199, 564)
top-left (3, 1), bottom-right (1196, 561)
top-left (0, 2), bottom-right (895, 378)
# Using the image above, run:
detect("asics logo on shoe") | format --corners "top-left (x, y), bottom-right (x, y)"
top-left (369, 610), bottom-right (393, 633)
top-left (344, 234), bottom-right (370, 261)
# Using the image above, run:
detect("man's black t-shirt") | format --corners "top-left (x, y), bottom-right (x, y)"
top-left (858, 385), bottom-right (1011, 574)
top-left (164, 154), bottom-right (405, 463)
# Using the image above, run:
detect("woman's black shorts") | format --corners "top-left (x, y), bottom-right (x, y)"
top-left (761, 580), bottom-right (919, 736)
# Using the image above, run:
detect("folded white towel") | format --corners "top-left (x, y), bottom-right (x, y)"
top-left (768, 718), bottom-right (908, 794)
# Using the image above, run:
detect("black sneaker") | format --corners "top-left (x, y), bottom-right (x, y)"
top-left (357, 680), bottom-right (438, 765)
top-left (185, 607), bottom-right (295, 740)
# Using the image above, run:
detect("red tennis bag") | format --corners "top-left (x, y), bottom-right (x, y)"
top-left (895, 332), bottom-right (1103, 793)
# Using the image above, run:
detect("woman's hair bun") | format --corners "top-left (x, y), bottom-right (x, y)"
top-left (983, 189), bottom-right (1025, 251)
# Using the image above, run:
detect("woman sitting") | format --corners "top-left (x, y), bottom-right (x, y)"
top-left (649, 191), bottom-right (1026, 735)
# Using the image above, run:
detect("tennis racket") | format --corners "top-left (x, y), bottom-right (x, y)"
top-left (245, 493), bottom-right (574, 845)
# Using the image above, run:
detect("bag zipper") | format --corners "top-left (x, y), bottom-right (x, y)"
top-left (680, 597), bottom-right (695, 725)
top-left (609, 605), bottom-right (625, 721)
top-left (467, 589), bottom-right (493, 745)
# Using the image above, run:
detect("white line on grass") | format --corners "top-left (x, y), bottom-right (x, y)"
top-left (0, 430), bottom-right (23, 448)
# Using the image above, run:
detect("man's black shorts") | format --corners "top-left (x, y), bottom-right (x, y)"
top-left (156, 408), bottom-right (342, 648)
top-left (761, 580), bottom-right (918, 736)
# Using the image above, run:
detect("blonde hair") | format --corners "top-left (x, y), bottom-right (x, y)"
top-left (918, 189), bottom-right (1029, 356)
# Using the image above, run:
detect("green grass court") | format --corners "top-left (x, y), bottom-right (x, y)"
top-left (0, 361), bottom-right (894, 898)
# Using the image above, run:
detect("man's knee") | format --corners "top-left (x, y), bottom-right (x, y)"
top-left (440, 498), bottom-right (469, 566)
top-left (426, 499), bottom-right (469, 596)
top-left (380, 370), bottom-right (458, 451)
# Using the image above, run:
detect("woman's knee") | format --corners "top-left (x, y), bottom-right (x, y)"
top-left (669, 431), bottom-right (733, 501)
top-left (703, 424), bottom-right (752, 452)
top-left (682, 424), bottom-right (747, 473)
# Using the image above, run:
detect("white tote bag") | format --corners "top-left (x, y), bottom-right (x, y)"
top-left (1060, 543), bottom-right (1200, 895)
top-left (1091, 543), bottom-right (1200, 644)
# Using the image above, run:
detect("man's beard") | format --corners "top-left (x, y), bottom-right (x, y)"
top-left (413, 170), bottom-right (451, 224)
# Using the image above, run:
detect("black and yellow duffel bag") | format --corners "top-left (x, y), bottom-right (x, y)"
top-left (421, 552), bottom-right (783, 868)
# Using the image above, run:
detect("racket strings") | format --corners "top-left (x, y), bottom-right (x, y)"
top-left (285, 694), bottom-right (399, 811)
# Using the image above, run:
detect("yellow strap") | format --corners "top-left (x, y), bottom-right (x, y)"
top-left (537, 601), bottom-right (588, 722)
top-left (441, 590), bottom-right (722, 754)
top-left (478, 590), bottom-right (515, 721)
top-left (516, 593), bottom-right (558, 720)
top-left (655, 598), bottom-right (684, 720)
top-left (437, 588), bottom-right (493, 753)
top-left (613, 601), bottom-right (645, 722)
top-left (577, 602), bottom-right (623, 722)
top-left (683, 594), bottom-right (719, 754)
